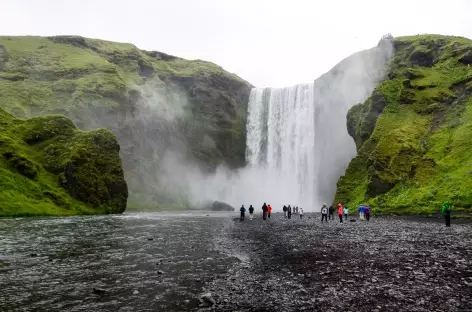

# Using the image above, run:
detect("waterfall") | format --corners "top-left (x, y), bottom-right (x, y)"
top-left (246, 84), bottom-right (317, 209)
top-left (186, 39), bottom-right (394, 212)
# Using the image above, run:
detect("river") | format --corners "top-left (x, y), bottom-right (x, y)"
top-left (0, 212), bottom-right (241, 312)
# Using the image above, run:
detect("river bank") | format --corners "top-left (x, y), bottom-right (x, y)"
top-left (1, 212), bottom-right (471, 311)
top-left (201, 213), bottom-right (472, 311)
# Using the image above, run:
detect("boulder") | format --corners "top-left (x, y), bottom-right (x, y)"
top-left (211, 201), bottom-right (235, 211)
top-left (197, 200), bottom-right (235, 211)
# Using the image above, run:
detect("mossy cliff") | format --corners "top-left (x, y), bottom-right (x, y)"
top-left (0, 108), bottom-right (127, 216)
top-left (0, 36), bottom-right (252, 209)
top-left (335, 34), bottom-right (472, 215)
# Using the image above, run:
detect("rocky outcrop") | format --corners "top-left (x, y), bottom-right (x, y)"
top-left (335, 34), bottom-right (472, 215)
top-left (0, 35), bottom-right (253, 209)
top-left (197, 200), bottom-right (235, 211)
top-left (0, 108), bottom-right (127, 216)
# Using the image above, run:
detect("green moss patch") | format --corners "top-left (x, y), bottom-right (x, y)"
top-left (0, 108), bottom-right (127, 216)
top-left (0, 35), bottom-right (252, 210)
top-left (336, 35), bottom-right (472, 215)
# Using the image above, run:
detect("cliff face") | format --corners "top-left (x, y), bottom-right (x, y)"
top-left (0, 108), bottom-right (127, 216)
top-left (335, 35), bottom-right (472, 215)
top-left (0, 36), bottom-right (253, 209)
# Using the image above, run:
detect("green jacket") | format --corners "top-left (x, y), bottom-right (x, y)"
top-left (441, 202), bottom-right (451, 216)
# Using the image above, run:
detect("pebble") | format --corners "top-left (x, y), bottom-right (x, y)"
top-left (198, 215), bottom-right (472, 311)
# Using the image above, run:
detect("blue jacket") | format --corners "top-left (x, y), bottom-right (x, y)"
top-left (240, 206), bottom-right (246, 212)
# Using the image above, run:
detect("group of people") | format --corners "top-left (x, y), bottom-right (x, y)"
top-left (239, 203), bottom-right (304, 221)
top-left (239, 200), bottom-right (455, 227)
top-left (320, 203), bottom-right (371, 223)
top-left (282, 205), bottom-right (303, 219)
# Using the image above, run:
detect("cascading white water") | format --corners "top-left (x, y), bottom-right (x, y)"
top-left (246, 84), bottom-right (316, 209)
top-left (185, 38), bottom-right (394, 212)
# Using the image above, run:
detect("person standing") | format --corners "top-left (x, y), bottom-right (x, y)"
top-left (299, 207), bottom-right (304, 219)
top-left (283, 205), bottom-right (287, 218)
top-left (344, 206), bottom-right (349, 221)
top-left (364, 205), bottom-right (371, 221)
top-left (338, 203), bottom-right (344, 223)
top-left (268, 204), bottom-right (272, 219)
top-left (359, 205), bottom-right (365, 220)
top-left (248, 205), bottom-right (255, 220)
top-left (288, 205), bottom-right (292, 219)
top-left (240, 205), bottom-right (246, 221)
top-left (321, 204), bottom-right (328, 223)
top-left (328, 205), bottom-right (334, 220)
top-left (441, 201), bottom-right (452, 227)
top-left (262, 202), bottom-right (268, 220)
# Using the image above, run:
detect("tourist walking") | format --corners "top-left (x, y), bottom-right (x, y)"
top-left (441, 201), bottom-right (452, 227)
top-left (288, 205), bottom-right (292, 219)
top-left (268, 204), bottom-right (272, 219)
top-left (299, 207), bottom-right (304, 219)
top-left (321, 204), bottom-right (328, 223)
top-left (328, 205), bottom-right (334, 220)
top-left (359, 205), bottom-right (365, 220)
top-left (248, 205), bottom-right (254, 220)
top-left (338, 203), bottom-right (344, 223)
top-left (240, 205), bottom-right (246, 221)
top-left (364, 205), bottom-right (371, 221)
top-left (283, 205), bottom-right (287, 217)
top-left (262, 202), bottom-right (268, 220)
top-left (344, 206), bottom-right (349, 221)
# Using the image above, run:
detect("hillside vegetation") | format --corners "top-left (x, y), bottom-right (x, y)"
top-left (0, 36), bottom-right (253, 209)
top-left (0, 108), bottom-right (127, 216)
top-left (335, 34), bottom-right (472, 215)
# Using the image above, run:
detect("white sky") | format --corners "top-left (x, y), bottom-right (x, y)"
top-left (1, 0), bottom-right (472, 87)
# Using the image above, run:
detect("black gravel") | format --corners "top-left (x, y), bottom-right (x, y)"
top-left (200, 213), bottom-right (472, 312)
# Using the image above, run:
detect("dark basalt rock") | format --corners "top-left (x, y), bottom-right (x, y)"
top-left (197, 200), bottom-right (235, 211)
top-left (211, 201), bottom-right (235, 211)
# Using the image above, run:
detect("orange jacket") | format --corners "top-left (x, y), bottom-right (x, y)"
top-left (268, 205), bottom-right (272, 213)
top-left (338, 203), bottom-right (344, 215)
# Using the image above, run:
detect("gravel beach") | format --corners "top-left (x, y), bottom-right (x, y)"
top-left (200, 213), bottom-right (472, 312)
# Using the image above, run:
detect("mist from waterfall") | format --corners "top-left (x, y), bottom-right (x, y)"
top-left (186, 38), bottom-right (394, 211)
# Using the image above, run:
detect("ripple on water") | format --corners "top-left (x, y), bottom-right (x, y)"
top-left (0, 212), bottom-right (239, 311)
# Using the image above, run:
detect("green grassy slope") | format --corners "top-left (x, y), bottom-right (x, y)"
top-left (0, 36), bottom-right (253, 209)
top-left (0, 108), bottom-right (127, 217)
top-left (335, 35), bottom-right (472, 215)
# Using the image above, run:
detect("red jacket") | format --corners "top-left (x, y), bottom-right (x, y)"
top-left (338, 204), bottom-right (343, 215)
top-left (268, 205), bottom-right (272, 213)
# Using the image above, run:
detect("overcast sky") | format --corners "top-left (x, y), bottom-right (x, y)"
top-left (1, 0), bottom-right (472, 87)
